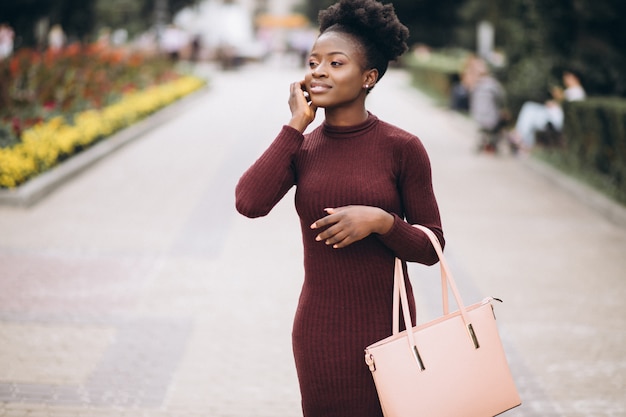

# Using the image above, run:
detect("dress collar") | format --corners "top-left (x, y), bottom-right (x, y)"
top-left (322, 112), bottom-right (378, 139)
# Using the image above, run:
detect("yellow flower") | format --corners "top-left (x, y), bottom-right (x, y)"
top-left (0, 76), bottom-right (206, 188)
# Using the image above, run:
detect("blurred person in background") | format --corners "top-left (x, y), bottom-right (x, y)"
top-left (48, 24), bottom-right (65, 51)
top-left (450, 53), bottom-right (481, 112)
top-left (161, 24), bottom-right (188, 61)
top-left (0, 24), bottom-right (14, 59)
top-left (469, 58), bottom-right (509, 152)
top-left (190, 34), bottom-right (202, 62)
top-left (509, 70), bottom-right (586, 153)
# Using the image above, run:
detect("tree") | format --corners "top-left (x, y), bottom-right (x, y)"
top-left (0, 0), bottom-right (201, 49)
top-left (457, 0), bottom-right (626, 99)
top-left (95, 0), bottom-right (203, 39)
top-left (391, 0), bottom-right (466, 48)
top-left (0, 0), bottom-right (59, 48)
top-left (299, 0), bottom-right (466, 48)
top-left (94, 0), bottom-right (146, 38)
top-left (554, 0), bottom-right (626, 95)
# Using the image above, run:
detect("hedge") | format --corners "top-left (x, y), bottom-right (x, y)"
top-left (404, 52), bottom-right (626, 205)
top-left (402, 52), bottom-right (465, 105)
top-left (549, 98), bottom-right (626, 204)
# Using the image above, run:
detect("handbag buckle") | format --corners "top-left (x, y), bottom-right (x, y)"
top-left (365, 352), bottom-right (376, 372)
top-left (468, 324), bottom-right (480, 349)
top-left (412, 345), bottom-right (426, 371)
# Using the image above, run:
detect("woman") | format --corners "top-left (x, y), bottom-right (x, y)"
top-left (235, 0), bottom-right (444, 416)
top-left (510, 70), bottom-right (586, 152)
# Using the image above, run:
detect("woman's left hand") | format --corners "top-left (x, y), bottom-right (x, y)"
top-left (310, 206), bottom-right (394, 248)
top-left (288, 80), bottom-right (317, 133)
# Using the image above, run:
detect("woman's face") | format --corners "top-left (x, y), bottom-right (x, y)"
top-left (304, 31), bottom-right (375, 109)
top-left (563, 72), bottom-right (579, 88)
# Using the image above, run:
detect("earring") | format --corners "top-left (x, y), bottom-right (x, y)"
top-left (364, 84), bottom-right (370, 89)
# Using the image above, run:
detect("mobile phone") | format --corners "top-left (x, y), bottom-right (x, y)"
top-left (301, 84), bottom-right (311, 102)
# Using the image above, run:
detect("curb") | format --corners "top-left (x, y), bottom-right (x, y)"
top-left (520, 157), bottom-right (626, 229)
top-left (444, 110), bottom-right (626, 229)
top-left (0, 86), bottom-right (209, 208)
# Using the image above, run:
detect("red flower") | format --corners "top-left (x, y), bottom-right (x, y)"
top-left (11, 117), bottom-right (21, 137)
top-left (9, 56), bottom-right (19, 77)
top-left (64, 43), bottom-right (81, 57)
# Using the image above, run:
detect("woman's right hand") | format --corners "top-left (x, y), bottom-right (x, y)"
top-left (288, 80), bottom-right (317, 133)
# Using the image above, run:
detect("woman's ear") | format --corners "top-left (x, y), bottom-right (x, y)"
top-left (364, 69), bottom-right (379, 89)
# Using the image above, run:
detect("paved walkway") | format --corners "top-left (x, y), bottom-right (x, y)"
top-left (0, 61), bottom-right (625, 417)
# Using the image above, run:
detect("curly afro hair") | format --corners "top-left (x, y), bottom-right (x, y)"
top-left (318, 0), bottom-right (409, 81)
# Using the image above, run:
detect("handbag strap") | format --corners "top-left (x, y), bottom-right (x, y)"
top-left (392, 230), bottom-right (449, 336)
top-left (392, 225), bottom-right (480, 357)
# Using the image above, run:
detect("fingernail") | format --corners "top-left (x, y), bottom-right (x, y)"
top-left (315, 236), bottom-right (322, 241)
top-left (310, 223), bottom-right (317, 229)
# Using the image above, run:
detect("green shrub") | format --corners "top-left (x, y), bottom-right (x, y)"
top-left (502, 55), bottom-right (555, 117)
top-left (542, 98), bottom-right (626, 205)
top-left (402, 52), bottom-right (466, 105)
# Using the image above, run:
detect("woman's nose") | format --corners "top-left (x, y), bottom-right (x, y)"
top-left (311, 63), bottom-right (327, 77)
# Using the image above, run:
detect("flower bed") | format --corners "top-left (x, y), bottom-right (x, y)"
top-left (0, 76), bottom-right (205, 188)
top-left (0, 44), bottom-right (206, 188)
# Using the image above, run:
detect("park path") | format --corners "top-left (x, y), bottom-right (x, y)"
top-left (0, 60), bottom-right (624, 417)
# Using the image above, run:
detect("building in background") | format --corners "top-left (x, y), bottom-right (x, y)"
top-left (173, 0), bottom-right (313, 65)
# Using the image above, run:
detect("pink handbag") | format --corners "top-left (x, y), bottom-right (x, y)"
top-left (364, 225), bottom-right (521, 417)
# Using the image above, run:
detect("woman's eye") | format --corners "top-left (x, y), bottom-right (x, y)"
top-left (309, 61), bottom-right (318, 68)
top-left (331, 61), bottom-right (342, 67)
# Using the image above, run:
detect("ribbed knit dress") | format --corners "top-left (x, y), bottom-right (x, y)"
top-left (235, 113), bottom-right (444, 417)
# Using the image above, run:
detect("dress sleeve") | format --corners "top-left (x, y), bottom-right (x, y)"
top-left (235, 125), bottom-right (303, 218)
top-left (377, 137), bottom-right (444, 265)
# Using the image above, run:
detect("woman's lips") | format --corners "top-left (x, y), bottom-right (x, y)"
top-left (309, 83), bottom-right (331, 93)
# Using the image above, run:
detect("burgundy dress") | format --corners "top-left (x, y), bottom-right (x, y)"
top-left (236, 113), bottom-right (443, 417)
